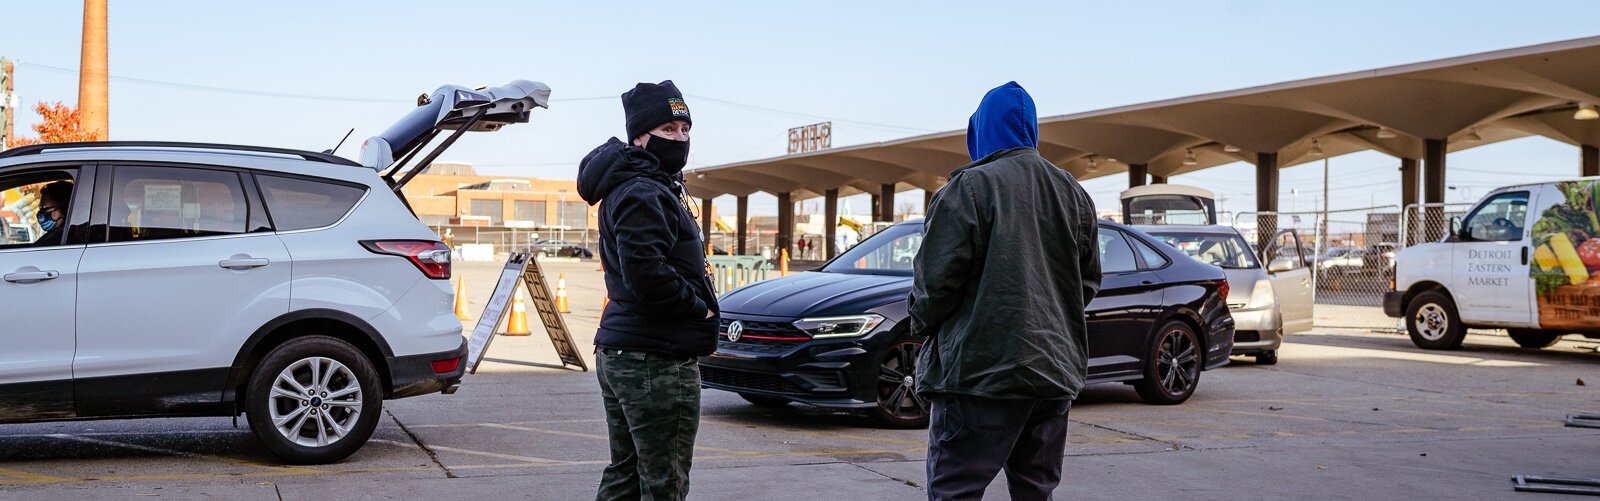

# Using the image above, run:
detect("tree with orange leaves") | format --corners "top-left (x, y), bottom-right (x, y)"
top-left (5, 101), bottom-right (103, 148)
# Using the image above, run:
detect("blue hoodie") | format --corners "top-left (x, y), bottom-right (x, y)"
top-left (966, 81), bottom-right (1039, 161)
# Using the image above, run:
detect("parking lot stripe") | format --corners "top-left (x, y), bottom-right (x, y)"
top-left (699, 418), bottom-right (927, 446)
top-left (46, 434), bottom-right (323, 475)
top-left (0, 466), bottom-right (71, 484)
top-left (477, 423), bottom-right (760, 456)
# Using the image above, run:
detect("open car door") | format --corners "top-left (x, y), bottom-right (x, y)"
top-left (1262, 229), bottom-right (1315, 334)
top-left (360, 80), bottom-right (552, 196)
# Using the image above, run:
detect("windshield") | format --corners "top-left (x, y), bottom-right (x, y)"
top-left (1146, 231), bottom-right (1260, 269)
top-left (820, 223), bottom-right (922, 275)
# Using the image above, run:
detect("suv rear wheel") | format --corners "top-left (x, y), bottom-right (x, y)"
top-left (245, 335), bottom-right (383, 465)
top-left (1406, 291), bottom-right (1466, 350)
top-left (1507, 329), bottom-right (1562, 349)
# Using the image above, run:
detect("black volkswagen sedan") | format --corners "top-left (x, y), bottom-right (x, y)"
top-left (701, 219), bottom-right (1233, 428)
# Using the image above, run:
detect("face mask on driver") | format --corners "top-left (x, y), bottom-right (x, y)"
top-left (644, 135), bottom-right (690, 174)
top-left (36, 211), bottom-right (57, 232)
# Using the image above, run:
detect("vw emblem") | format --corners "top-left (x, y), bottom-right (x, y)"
top-left (727, 320), bottom-right (745, 342)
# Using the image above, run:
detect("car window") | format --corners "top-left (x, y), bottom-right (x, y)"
top-left (1463, 191), bottom-right (1529, 242)
top-left (823, 223), bottom-right (922, 274)
top-left (1265, 232), bottom-right (1304, 269)
top-left (256, 175), bottom-right (366, 231)
top-left (109, 166), bottom-right (251, 243)
top-left (1098, 228), bottom-right (1138, 273)
top-left (1147, 231), bottom-right (1258, 269)
top-left (0, 173), bottom-right (78, 248)
top-left (1130, 236), bottom-right (1170, 269)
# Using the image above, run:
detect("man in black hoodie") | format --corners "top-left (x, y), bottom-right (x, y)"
top-left (577, 80), bottom-right (719, 501)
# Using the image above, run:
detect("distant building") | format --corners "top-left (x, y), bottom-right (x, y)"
top-left (398, 162), bottom-right (598, 249)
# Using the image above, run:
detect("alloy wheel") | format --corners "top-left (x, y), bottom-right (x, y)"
top-left (1156, 328), bottom-right (1199, 397)
top-left (267, 356), bottom-right (364, 448)
top-left (876, 341), bottom-right (927, 421)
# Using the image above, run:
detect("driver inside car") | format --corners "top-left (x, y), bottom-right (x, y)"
top-left (31, 181), bottom-right (71, 247)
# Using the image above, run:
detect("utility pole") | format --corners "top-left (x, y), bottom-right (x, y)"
top-left (1, 58), bottom-right (13, 150)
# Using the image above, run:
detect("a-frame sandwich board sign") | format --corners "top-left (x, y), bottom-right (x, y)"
top-left (465, 252), bottom-right (588, 373)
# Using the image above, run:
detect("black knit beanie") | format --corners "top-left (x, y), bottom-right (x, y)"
top-left (622, 80), bottom-right (691, 140)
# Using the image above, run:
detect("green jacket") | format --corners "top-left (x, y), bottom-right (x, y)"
top-left (910, 147), bottom-right (1101, 400)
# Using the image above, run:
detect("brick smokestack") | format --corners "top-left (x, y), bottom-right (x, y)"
top-left (78, 0), bottom-right (108, 140)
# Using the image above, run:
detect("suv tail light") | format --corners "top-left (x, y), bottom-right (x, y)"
top-left (361, 240), bottom-right (451, 279)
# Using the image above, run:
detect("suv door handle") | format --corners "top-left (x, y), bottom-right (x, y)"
top-left (4, 270), bottom-right (60, 283)
top-left (218, 257), bottom-right (270, 270)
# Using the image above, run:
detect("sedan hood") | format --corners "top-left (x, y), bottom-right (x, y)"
top-left (1221, 268), bottom-right (1264, 305)
top-left (719, 272), bottom-right (911, 318)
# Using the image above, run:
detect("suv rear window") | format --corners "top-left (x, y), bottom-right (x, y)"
top-left (256, 175), bottom-right (366, 231)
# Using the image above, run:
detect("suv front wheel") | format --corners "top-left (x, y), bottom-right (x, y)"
top-left (245, 335), bottom-right (384, 464)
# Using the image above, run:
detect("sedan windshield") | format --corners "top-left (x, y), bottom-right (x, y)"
top-left (820, 223), bottom-right (922, 275)
top-left (1146, 231), bottom-right (1259, 269)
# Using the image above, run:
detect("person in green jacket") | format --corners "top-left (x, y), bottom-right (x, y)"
top-left (910, 81), bottom-right (1101, 501)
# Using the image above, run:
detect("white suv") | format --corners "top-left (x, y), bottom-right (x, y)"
top-left (0, 80), bottom-right (550, 464)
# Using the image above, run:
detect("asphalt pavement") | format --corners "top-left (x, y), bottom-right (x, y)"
top-left (1, 260), bottom-right (1596, 500)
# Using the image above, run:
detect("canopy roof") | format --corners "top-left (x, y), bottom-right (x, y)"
top-left (685, 36), bottom-right (1600, 200)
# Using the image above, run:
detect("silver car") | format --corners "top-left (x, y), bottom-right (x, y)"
top-left (1138, 225), bottom-right (1314, 364)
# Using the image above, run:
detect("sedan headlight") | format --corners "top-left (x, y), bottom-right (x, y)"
top-left (793, 314), bottom-right (885, 339)
top-left (1246, 279), bottom-right (1276, 309)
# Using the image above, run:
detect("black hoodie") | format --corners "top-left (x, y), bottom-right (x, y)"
top-left (578, 137), bottom-right (720, 358)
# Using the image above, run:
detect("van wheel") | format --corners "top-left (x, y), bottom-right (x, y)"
top-left (1507, 329), bottom-right (1561, 349)
top-left (245, 336), bottom-right (383, 465)
top-left (1406, 291), bottom-right (1466, 350)
top-left (1134, 321), bottom-right (1202, 405)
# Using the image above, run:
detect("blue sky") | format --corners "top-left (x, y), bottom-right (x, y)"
top-left (3, 1), bottom-right (1599, 218)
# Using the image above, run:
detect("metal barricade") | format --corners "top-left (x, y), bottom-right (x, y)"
top-left (708, 255), bottom-right (776, 293)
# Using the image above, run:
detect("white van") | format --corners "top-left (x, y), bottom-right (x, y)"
top-left (1384, 179), bottom-right (1600, 350)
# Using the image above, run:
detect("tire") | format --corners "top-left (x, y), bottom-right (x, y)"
top-left (1507, 328), bottom-right (1561, 349)
top-left (1405, 290), bottom-right (1466, 350)
top-left (739, 393), bottom-right (791, 408)
top-left (1255, 350), bottom-right (1279, 365)
top-left (1134, 321), bottom-right (1203, 405)
top-left (245, 335), bottom-right (383, 465)
top-left (867, 338), bottom-right (929, 429)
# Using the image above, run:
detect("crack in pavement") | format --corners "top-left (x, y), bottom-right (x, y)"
top-left (849, 461), bottom-right (925, 492)
top-left (1069, 419), bottom-right (1187, 451)
top-left (387, 409), bottom-right (456, 479)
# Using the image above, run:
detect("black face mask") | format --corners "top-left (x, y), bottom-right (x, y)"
top-left (644, 135), bottom-right (690, 174)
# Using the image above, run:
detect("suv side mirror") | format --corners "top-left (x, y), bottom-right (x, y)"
top-left (1267, 256), bottom-right (1298, 273)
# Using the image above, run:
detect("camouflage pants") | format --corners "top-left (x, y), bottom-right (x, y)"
top-left (595, 348), bottom-right (701, 501)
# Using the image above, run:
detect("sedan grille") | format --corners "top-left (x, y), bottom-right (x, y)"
top-left (719, 318), bottom-right (810, 346)
top-left (701, 366), bottom-right (804, 394)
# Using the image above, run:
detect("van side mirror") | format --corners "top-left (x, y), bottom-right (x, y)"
top-left (1449, 216), bottom-right (1463, 240)
top-left (1267, 256), bottom-right (1298, 273)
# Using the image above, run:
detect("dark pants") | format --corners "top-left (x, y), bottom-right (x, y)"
top-left (926, 394), bottom-right (1072, 501)
top-left (595, 348), bottom-right (701, 501)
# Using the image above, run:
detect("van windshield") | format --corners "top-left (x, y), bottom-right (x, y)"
top-left (1145, 231), bottom-right (1260, 269)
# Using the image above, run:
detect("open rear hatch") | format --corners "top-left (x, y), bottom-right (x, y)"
top-left (359, 80), bottom-right (551, 207)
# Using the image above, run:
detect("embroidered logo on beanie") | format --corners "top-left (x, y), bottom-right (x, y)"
top-left (668, 98), bottom-right (689, 117)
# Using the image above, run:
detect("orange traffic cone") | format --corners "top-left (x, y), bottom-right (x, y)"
top-left (555, 274), bottom-right (571, 313)
top-left (599, 297), bottom-right (610, 321)
top-left (503, 290), bottom-right (530, 336)
top-left (780, 248), bottom-right (789, 277)
top-left (454, 276), bottom-right (471, 321)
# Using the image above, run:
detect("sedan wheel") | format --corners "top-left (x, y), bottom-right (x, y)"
top-left (1134, 321), bottom-right (1202, 405)
top-left (868, 339), bottom-right (928, 428)
top-left (246, 336), bottom-right (382, 464)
